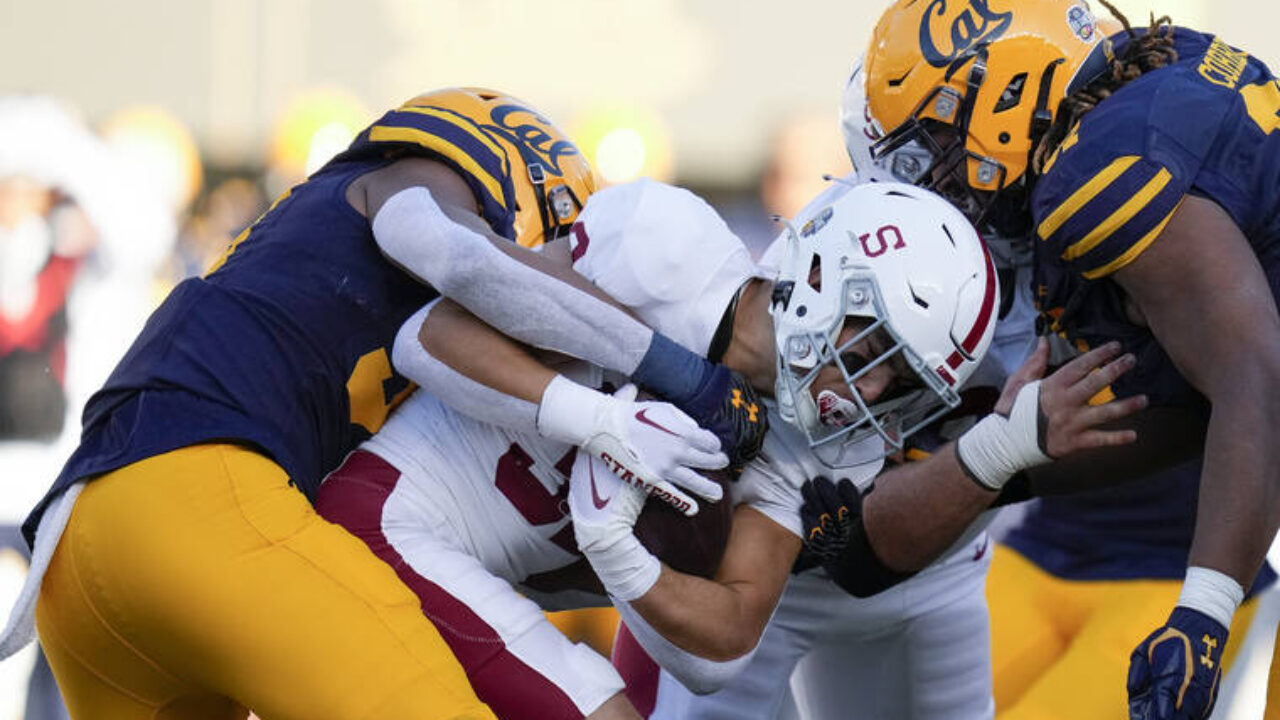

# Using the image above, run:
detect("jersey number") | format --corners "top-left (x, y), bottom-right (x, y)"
top-left (494, 443), bottom-right (579, 554)
top-left (346, 348), bottom-right (413, 435)
top-left (1241, 79), bottom-right (1280, 135)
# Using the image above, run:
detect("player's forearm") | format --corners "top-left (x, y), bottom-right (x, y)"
top-left (629, 566), bottom-right (771, 661)
top-left (373, 187), bottom-right (654, 374)
top-left (862, 447), bottom-right (996, 572)
top-left (1188, 382), bottom-right (1280, 588)
top-left (627, 507), bottom-right (798, 661)
top-left (391, 301), bottom-right (543, 433)
top-left (417, 298), bottom-right (556, 405)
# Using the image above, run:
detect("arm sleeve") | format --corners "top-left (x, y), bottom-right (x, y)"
top-left (613, 600), bottom-right (757, 695)
top-left (373, 186), bottom-right (653, 374)
top-left (390, 300), bottom-right (540, 434)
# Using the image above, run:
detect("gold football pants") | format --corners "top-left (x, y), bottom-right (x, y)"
top-left (36, 443), bottom-right (496, 720)
top-left (988, 544), bottom-right (1258, 720)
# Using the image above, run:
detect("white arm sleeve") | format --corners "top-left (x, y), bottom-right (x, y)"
top-left (373, 186), bottom-right (652, 373)
top-left (613, 599), bottom-right (757, 696)
top-left (391, 300), bottom-right (540, 434)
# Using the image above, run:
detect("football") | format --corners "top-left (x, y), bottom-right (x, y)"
top-left (633, 469), bottom-right (735, 578)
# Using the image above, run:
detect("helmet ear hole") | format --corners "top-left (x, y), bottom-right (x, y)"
top-left (993, 73), bottom-right (1029, 113)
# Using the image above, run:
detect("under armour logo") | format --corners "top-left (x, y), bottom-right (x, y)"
top-left (1200, 635), bottom-right (1219, 669)
top-left (730, 389), bottom-right (760, 423)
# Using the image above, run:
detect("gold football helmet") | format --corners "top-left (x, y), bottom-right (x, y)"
top-left (864, 0), bottom-right (1113, 222)
top-left (403, 87), bottom-right (598, 247)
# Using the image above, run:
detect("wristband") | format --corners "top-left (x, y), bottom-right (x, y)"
top-left (537, 375), bottom-right (607, 446)
top-left (631, 332), bottom-right (712, 404)
top-left (1178, 566), bottom-right (1244, 630)
top-left (955, 380), bottom-right (1050, 490)
top-left (582, 530), bottom-right (661, 602)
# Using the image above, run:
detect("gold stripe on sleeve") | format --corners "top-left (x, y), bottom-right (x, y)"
top-left (1063, 168), bottom-right (1172, 261)
top-left (1081, 200), bottom-right (1182, 279)
top-left (1037, 156), bottom-right (1140, 240)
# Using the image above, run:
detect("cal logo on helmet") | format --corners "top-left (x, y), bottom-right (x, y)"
top-left (918, 0), bottom-right (1014, 68)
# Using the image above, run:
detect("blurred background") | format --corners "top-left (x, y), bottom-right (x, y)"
top-left (1, 0), bottom-right (1278, 718)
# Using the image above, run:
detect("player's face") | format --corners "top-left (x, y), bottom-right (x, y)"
top-left (809, 317), bottom-right (918, 428)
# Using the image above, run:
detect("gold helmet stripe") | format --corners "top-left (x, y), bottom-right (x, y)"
top-left (367, 124), bottom-right (507, 212)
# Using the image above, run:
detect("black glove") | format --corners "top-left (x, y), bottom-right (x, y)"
top-left (799, 476), bottom-right (914, 598)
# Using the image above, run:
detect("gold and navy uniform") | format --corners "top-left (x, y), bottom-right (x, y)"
top-left (22, 98), bottom-right (545, 719)
top-left (1034, 28), bottom-right (1280, 407)
top-left (22, 100), bottom-right (528, 544)
top-left (988, 30), bottom-right (1280, 719)
top-left (1024, 27), bottom-right (1280, 583)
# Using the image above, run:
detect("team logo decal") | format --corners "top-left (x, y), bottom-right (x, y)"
top-left (918, 0), bottom-right (1014, 68)
top-left (483, 104), bottom-right (580, 176)
top-left (1066, 4), bottom-right (1096, 42)
top-left (801, 207), bottom-right (834, 237)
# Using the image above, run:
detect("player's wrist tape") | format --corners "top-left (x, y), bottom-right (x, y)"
top-left (955, 380), bottom-right (1051, 491)
top-left (1178, 566), bottom-right (1244, 630)
top-left (631, 332), bottom-right (712, 404)
top-left (537, 375), bottom-right (609, 446)
top-left (580, 530), bottom-right (661, 602)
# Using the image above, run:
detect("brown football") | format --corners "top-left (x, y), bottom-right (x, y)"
top-left (633, 469), bottom-right (735, 578)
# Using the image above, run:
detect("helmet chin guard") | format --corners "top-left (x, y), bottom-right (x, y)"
top-left (770, 181), bottom-right (998, 461)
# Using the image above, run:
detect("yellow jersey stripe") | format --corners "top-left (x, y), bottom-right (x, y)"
top-left (1063, 167), bottom-right (1173, 261)
top-left (1037, 156), bottom-right (1140, 240)
top-left (367, 125), bottom-right (506, 209)
top-left (394, 106), bottom-right (508, 168)
top-left (1082, 200), bottom-right (1183, 279)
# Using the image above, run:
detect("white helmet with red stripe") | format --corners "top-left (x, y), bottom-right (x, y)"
top-left (771, 180), bottom-right (997, 458)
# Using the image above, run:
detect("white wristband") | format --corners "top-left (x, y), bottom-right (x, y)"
top-left (955, 380), bottom-right (1051, 490)
top-left (537, 375), bottom-right (608, 447)
top-left (1178, 566), bottom-right (1244, 629)
top-left (584, 531), bottom-right (662, 602)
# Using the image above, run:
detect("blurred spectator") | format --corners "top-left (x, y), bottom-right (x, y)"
top-left (169, 176), bottom-right (267, 282)
top-left (0, 95), bottom-right (176, 720)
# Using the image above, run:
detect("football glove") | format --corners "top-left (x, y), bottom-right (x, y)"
top-left (539, 378), bottom-right (727, 516)
top-left (689, 367), bottom-right (768, 474)
top-left (631, 333), bottom-right (768, 473)
top-left (1127, 607), bottom-right (1227, 720)
top-left (567, 451), bottom-right (658, 601)
top-left (799, 476), bottom-right (913, 598)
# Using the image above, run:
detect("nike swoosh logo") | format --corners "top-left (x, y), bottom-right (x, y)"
top-left (589, 461), bottom-right (611, 509)
top-left (973, 537), bottom-right (989, 561)
top-left (635, 409), bottom-right (678, 436)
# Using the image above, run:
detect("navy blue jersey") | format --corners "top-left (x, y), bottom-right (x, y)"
top-left (22, 100), bottom-right (526, 545)
top-left (1033, 29), bottom-right (1280, 405)
top-left (1017, 29), bottom-right (1280, 590)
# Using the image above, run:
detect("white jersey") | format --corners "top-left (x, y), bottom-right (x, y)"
top-left (358, 178), bottom-right (778, 589)
top-left (733, 403), bottom-right (885, 538)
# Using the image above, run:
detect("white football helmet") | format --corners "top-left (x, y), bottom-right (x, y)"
top-left (771, 181), bottom-right (998, 457)
top-left (840, 57), bottom-right (934, 186)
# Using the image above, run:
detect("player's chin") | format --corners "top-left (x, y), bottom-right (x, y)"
top-left (634, 469), bottom-right (734, 578)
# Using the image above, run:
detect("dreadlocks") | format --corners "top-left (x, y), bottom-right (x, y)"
top-left (1032, 0), bottom-right (1179, 173)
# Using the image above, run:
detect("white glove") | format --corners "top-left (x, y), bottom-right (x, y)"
top-left (538, 377), bottom-right (727, 516)
top-left (955, 379), bottom-right (1052, 490)
top-left (567, 451), bottom-right (660, 601)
